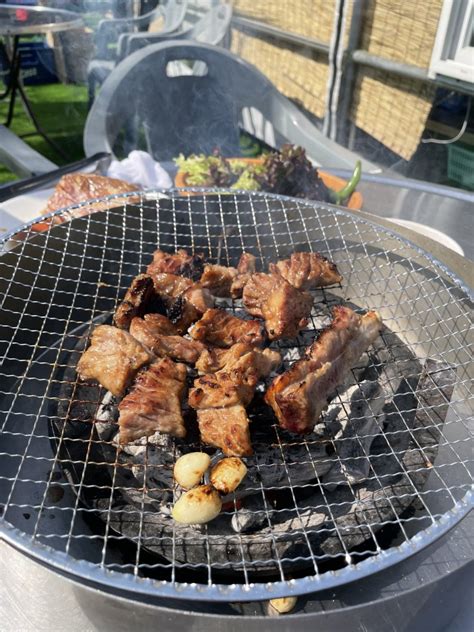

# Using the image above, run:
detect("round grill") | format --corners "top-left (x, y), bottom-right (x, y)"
top-left (0, 190), bottom-right (472, 601)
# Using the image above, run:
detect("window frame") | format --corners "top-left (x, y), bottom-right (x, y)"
top-left (429, 0), bottom-right (474, 84)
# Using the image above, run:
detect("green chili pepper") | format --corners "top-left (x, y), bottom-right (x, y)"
top-left (329, 160), bottom-right (361, 205)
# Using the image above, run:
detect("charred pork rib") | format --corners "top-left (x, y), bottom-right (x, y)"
top-left (130, 315), bottom-right (204, 364)
top-left (77, 325), bottom-right (153, 397)
top-left (118, 358), bottom-right (187, 443)
top-left (132, 312), bottom-right (178, 336)
top-left (190, 308), bottom-right (265, 348)
top-left (243, 273), bottom-right (313, 340)
top-left (195, 342), bottom-right (255, 374)
top-left (189, 348), bottom-right (281, 456)
top-left (114, 274), bottom-right (163, 330)
top-left (230, 252), bottom-right (257, 299)
top-left (200, 264), bottom-right (238, 297)
top-left (265, 306), bottom-right (382, 434)
top-left (199, 252), bottom-right (258, 299)
top-left (147, 248), bottom-right (204, 281)
top-left (269, 251), bottom-right (342, 289)
top-left (150, 272), bottom-right (213, 333)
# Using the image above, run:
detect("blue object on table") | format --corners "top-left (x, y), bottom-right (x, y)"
top-left (4, 1), bottom-right (38, 5)
top-left (0, 40), bottom-right (58, 86)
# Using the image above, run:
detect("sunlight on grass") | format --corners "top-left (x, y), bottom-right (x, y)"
top-left (0, 83), bottom-right (88, 184)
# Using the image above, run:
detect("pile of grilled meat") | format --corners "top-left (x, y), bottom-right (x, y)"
top-left (77, 248), bottom-right (382, 457)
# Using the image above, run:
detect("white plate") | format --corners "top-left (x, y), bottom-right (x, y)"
top-left (0, 188), bottom-right (55, 236)
top-left (389, 218), bottom-right (464, 256)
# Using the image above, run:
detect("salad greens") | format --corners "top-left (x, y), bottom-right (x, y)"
top-left (175, 145), bottom-right (361, 204)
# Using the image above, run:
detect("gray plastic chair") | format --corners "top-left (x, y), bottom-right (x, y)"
top-left (84, 41), bottom-right (379, 171)
top-left (87, 0), bottom-right (188, 106)
top-left (0, 125), bottom-right (57, 178)
top-left (122, 3), bottom-right (232, 57)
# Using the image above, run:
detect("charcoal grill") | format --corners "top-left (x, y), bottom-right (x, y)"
top-left (0, 190), bottom-right (472, 604)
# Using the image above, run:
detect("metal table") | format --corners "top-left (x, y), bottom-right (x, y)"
top-left (328, 169), bottom-right (474, 262)
top-left (0, 4), bottom-right (83, 158)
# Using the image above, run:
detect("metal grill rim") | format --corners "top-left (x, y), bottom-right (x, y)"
top-left (0, 189), bottom-right (472, 602)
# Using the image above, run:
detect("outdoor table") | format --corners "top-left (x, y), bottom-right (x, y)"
top-left (0, 4), bottom-right (83, 158)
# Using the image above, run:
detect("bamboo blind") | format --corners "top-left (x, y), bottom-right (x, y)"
top-left (233, 0), bottom-right (337, 44)
top-left (349, 0), bottom-right (443, 159)
top-left (350, 69), bottom-right (436, 159)
top-left (231, 0), bottom-right (444, 160)
top-left (232, 29), bottom-right (329, 120)
top-left (358, 0), bottom-right (444, 69)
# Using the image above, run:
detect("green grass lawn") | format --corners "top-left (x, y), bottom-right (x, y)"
top-left (0, 82), bottom-right (88, 184)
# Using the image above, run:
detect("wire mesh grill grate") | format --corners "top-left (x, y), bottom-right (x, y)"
top-left (0, 190), bottom-right (472, 601)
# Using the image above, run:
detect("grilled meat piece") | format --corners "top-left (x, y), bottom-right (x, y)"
top-left (190, 308), bottom-right (265, 348)
top-left (165, 295), bottom-right (197, 333)
top-left (190, 369), bottom-right (258, 410)
top-left (150, 273), bottom-right (213, 333)
top-left (200, 264), bottom-right (238, 297)
top-left (183, 284), bottom-right (213, 315)
top-left (269, 251), bottom-right (342, 289)
top-left (150, 272), bottom-right (213, 314)
top-left (151, 272), bottom-right (194, 297)
top-left (197, 406), bottom-right (252, 457)
top-left (118, 358), bottom-right (187, 443)
top-left (114, 274), bottom-right (164, 330)
top-left (77, 325), bottom-right (152, 397)
top-left (196, 342), bottom-right (255, 374)
top-left (130, 316), bottom-right (204, 364)
top-left (237, 252), bottom-right (257, 274)
top-left (265, 306), bottom-right (382, 434)
top-left (139, 313), bottom-right (178, 336)
top-left (147, 248), bottom-right (205, 280)
top-left (190, 347), bottom-right (280, 456)
top-left (243, 273), bottom-right (313, 339)
top-left (43, 173), bottom-right (137, 215)
top-left (230, 252), bottom-right (257, 299)
top-left (191, 347), bottom-right (279, 409)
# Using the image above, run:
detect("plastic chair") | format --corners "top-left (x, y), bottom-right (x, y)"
top-left (87, 0), bottom-right (187, 107)
top-left (84, 41), bottom-right (379, 171)
top-left (0, 125), bottom-right (57, 178)
top-left (122, 3), bottom-right (232, 57)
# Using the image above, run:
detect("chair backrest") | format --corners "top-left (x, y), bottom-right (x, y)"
top-left (96, 0), bottom-right (188, 61)
top-left (186, 4), bottom-right (232, 47)
top-left (125, 4), bottom-right (231, 57)
top-left (84, 42), bottom-right (378, 170)
top-left (161, 0), bottom-right (189, 33)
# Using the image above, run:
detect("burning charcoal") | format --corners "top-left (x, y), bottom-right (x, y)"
top-left (234, 440), bottom-right (335, 499)
top-left (94, 391), bottom-right (118, 441)
top-left (322, 381), bottom-right (387, 489)
top-left (231, 497), bottom-right (270, 533)
top-left (339, 381), bottom-right (386, 481)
